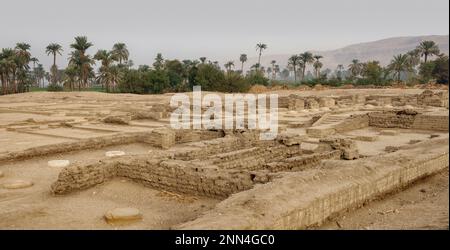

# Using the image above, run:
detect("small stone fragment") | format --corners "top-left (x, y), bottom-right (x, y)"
top-left (105, 207), bottom-right (142, 224)
top-left (3, 180), bottom-right (34, 189)
top-left (48, 160), bottom-right (70, 168)
top-left (105, 151), bottom-right (126, 157)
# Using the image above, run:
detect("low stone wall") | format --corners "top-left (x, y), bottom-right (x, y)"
top-left (264, 150), bottom-right (341, 172)
top-left (368, 110), bottom-right (418, 128)
top-left (0, 132), bottom-right (149, 163)
top-left (412, 114), bottom-right (449, 131)
top-left (177, 138), bottom-right (449, 229)
top-left (50, 154), bottom-right (270, 199)
top-left (334, 114), bottom-right (369, 133)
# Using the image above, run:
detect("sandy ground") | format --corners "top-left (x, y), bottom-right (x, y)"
top-left (0, 144), bottom-right (218, 229)
top-left (319, 168), bottom-right (449, 230)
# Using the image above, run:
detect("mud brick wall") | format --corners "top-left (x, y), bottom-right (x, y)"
top-left (174, 136), bottom-right (251, 160)
top-left (178, 138), bottom-right (449, 229)
top-left (264, 150), bottom-right (341, 172)
top-left (368, 110), bottom-right (417, 128)
top-left (175, 130), bottom-right (225, 144)
top-left (0, 132), bottom-right (150, 163)
top-left (319, 97), bottom-right (335, 108)
top-left (51, 154), bottom-right (269, 198)
top-left (333, 114), bottom-right (369, 133)
top-left (214, 144), bottom-right (303, 170)
top-left (412, 114), bottom-right (449, 131)
top-left (141, 128), bottom-right (176, 149)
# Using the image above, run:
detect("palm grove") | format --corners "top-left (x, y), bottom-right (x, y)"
top-left (0, 38), bottom-right (448, 95)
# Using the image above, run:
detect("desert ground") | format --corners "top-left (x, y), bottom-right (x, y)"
top-left (0, 88), bottom-right (448, 229)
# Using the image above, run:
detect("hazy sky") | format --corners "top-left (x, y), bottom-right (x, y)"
top-left (0, 0), bottom-right (448, 69)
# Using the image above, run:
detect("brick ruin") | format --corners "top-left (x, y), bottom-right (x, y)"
top-left (0, 89), bottom-right (448, 229)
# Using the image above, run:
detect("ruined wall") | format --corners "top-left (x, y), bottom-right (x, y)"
top-left (177, 138), bottom-right (449, 229)
top-left (51, 154), bottom-right (269, 198)
top-left (412, 114), bottom-right (449, 131)
top-left (0, 132), bottom-right (149, 163)
top-left (333, 114), bottom-right (369, 133)
top-left (368, 110), bottom-right (418, 128)
top-left (264, 150), bottom-right (341, 172)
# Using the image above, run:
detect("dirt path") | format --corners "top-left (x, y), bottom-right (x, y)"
top-left (319, 168), bottom-right (449, 230)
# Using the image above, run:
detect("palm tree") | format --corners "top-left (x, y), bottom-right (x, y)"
top-left (299, 52), bottom-right (314, 81)
top-left (313, 55), bottom-right (323, 79)
top-left (63, 65), bottom-right (78, 91)
top-left (30, 57), bottom-right (39, 69)
top-left (112, 43), bottom-right (129, 65)
top-left (239, 54), bottom-right (247, 74)
top-left (0, 48), bottom-right (15, 94)
top-left (70, 36), bottom-right (93, 89)
top-left (288, 55), bottom-right (301, 82)
top-left (46, 43), bottom-right (63, 84)
top-left (336, 64), bottom-right (345, 80)
top-left (94, 50), bottom-right (117, 92)
top-left (224, 61), bottom-right (234, 73)
top-left (348, 59), bottom-right (362, 79)
top-left (270, 60), bottom-right (276, 80)
top-left (34, 64), bottom-right (46, 88)
top-left (274, 64), bottom-right (280, 80)
top-left (255, 43), bottom-right (267, 69)
top-left (388, 54), bottom-right (411, 82)
top-left (417, 40), bottom-right (440, 63)
top-left (14, 43), bottom-right (31, 93)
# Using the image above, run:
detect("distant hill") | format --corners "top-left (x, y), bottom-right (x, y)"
top-left (240, 35), bottom-right (449, 71)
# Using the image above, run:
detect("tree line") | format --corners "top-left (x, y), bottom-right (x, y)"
top-left (0, 38), bottom-right (447, 95)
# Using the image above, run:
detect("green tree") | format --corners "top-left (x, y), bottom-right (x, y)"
top-left (288, 55), bottom-right (301, 82)
top-left (432, 55), bottom-right (449, 84)
top-left (255, 43), bottom-right (267, 69)
top-left (388, 54), bottom-right (411, 82)
top-left (348, 59), bottom-right (362, 79)
top-left (46, 43), bottom-right (63, 84)
top-left (70, 36), bottom-right (94, 89)
top-left (112, 43), bottom-right (129, 65)
top-left (417, 40), bottom-right (440, 63)
top-left (313, 55), bottom-right (323, 79)
top-left (239, 54), bottom-right (247, 74)
top-left (299, 52), bottom-right (314, 81)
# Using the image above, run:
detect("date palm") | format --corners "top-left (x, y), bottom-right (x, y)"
top-left (313, 55), bottom-right (323, 79)
top-left (299, 52), bottom-right (314, 81)
top-left (224, 61), bottom-right (234, 73)
top-left (239, 54), bottom-right (247, 74)
top-left (348, 59), bottom-right (362, 78)
top-left (94, 50), bottom-right (118, 92)
top-left (14, 43), bottom-right (31, 92)
top-left (388, 54), bottom-right (411, 82)
top-left (255, 43), bottom-right (267, 69)
top-left (417, 40), bottom-right (440, 63)
top-left (112, 43), bottom-right (129, 65)
top-left (70, 36), bottom-right (93, 89)
top-left (46, 43), bottom-right (63, 84)
top-left (270, 60), bottom-right (276, 80)
top-left (288, 55), bottom-right (301, 82)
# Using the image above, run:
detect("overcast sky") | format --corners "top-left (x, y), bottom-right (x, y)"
top-left (0, 0), bottom-right (448, 69)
